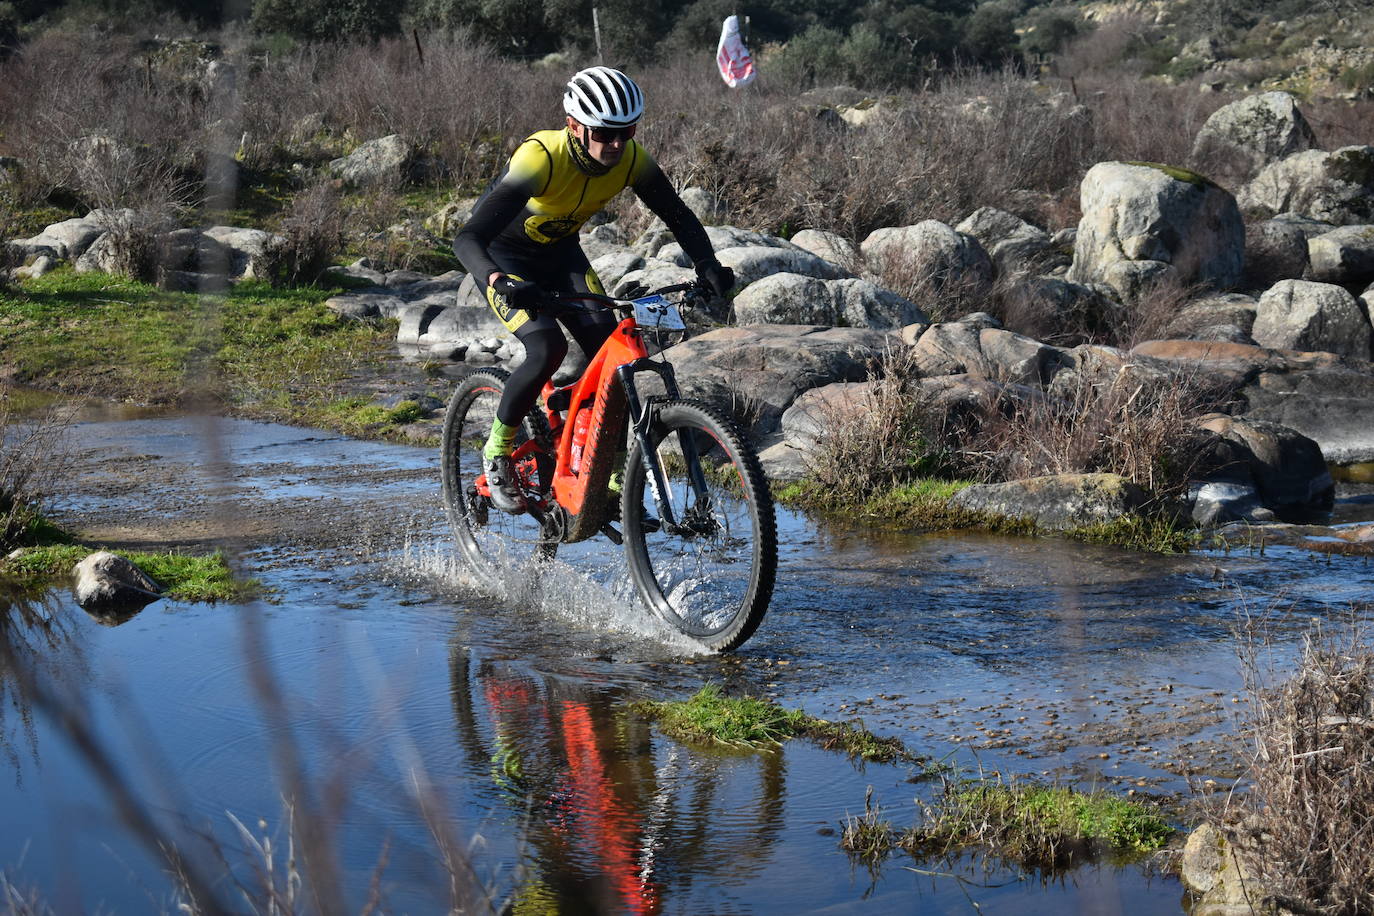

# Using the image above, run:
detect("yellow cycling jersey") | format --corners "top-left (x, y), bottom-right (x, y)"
top-left (505, 129), bottom-right (653, 244)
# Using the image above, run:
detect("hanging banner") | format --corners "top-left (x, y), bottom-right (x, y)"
top-left (716, 15), bottom-right (756, 88)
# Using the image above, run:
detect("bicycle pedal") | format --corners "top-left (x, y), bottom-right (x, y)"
top-left (599, 523), bottom-right (623, 545)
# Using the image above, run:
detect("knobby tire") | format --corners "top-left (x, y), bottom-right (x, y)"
top-left (441, 369), bottom-right (555, 591)
top-left (621, 399), bottom-right (777, 651)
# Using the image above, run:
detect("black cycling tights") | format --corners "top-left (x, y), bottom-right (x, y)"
top-left (496, 312), bottom-right (616, 427)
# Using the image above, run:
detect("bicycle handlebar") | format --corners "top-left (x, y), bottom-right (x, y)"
top-left (543, 280), bottom-right (706, 315)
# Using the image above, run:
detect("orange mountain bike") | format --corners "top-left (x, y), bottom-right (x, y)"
top-left (441, 281), bottom-right (777, 652)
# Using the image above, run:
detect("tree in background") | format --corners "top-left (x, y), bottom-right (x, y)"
top-left (250, 0), bottom-right (401, 42)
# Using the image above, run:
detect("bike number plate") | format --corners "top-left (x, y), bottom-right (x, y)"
top-left (632, 295), bottom-right (686, 330)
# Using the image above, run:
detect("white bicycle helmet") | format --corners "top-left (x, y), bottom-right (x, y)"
top-left (563, 66), bottom-right (644, 128)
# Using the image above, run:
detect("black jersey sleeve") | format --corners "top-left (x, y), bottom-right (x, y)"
top-left (631, 160), bottom-right (716, 267)
top-left (453, 146), bottom-right (547, 283)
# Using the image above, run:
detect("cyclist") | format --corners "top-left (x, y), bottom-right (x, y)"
top-left (453, 65), bottom-right (735, 514)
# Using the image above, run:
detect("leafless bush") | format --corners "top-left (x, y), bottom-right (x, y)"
top-left (1102, 270), bottom-right (1209, 350)
top-left (264, 181), bottom-right (346, 286)
top-left (807, 345), bottom-right (961, 503)
top-left (0, 390), bottom-right (76, 553)
top-left (1224, 620), bottom-right (1374, 914)
top-left (968, 366), bottom-right (1222, 497)
top-left (867, 248), bottom-right (995, 324)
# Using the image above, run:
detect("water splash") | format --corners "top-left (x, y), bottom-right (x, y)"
top-left (394, 533), bottom-right (709, 656)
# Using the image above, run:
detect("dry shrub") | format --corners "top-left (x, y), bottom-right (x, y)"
top-left (867, 248), bottom-right (995, 324)
top-left (968, 366), bottom-right (1222, 497)
top-left (806, 346), bottom-right (959, 503)
top-left (1226, 622), bottom-right (1374, 914)
top-left (1103, 271), bottom-right (1210, 350)
top-left (0, 390), bottom-right (75, 553)
top-left (267, 180), bottom-right (346, 286)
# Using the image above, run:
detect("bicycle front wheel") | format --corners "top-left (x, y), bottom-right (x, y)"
top-left (621, 399), bottom-right (777, 652)
top-left (441, 369), bottom-right (555, 590)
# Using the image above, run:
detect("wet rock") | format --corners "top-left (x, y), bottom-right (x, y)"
top-left (1180, 822), bottom-right (1282, 916)
top-left (949, 472), bottom-right (1152, 530)
top-left (1133, 340), bottom-right (1374, 465)
top-left (73, 551), bottom-right (162, 619)
top-left (1197, 413), bottom-right (1334, 522)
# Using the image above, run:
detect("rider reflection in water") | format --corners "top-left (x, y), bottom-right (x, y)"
top-left (453, 66), bottom-right (735, 515)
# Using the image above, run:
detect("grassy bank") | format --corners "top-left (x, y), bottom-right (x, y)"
top-left (841, 777), bottom-right (1174, 869)
top-left (0, 269), bottom-right (432, 438)
top-left (2, 541), bottom-right (259, 601)
top-left (776, 479), bottom-right (1200, 554)
top-left (634, 684), bottom-right (929, 766)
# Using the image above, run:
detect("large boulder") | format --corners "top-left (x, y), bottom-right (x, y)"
top-left (12, 214), bottom-right (106, 261)
top-left (860, 220), bottom-right (993, 293)
top-left (202, 226), bottom-right (285, 281)
top-left (789, 228), bottom-right (859, 271)
top-left (1162, 293), bottom-right (1257, 344)
top-left (328, 270), bottom-right (466, 322)
top-left (660, 325), bottom-right (893, 437)
top-left (1132, 339), bottom-right (1374, 464)
top-left (1242, 214), bottom-right (1330, 287)
top-left (949, 473), bottom-right (1153, 531)
top-left (1239, 145), bottom-right (1374, 225)
top-left (908, 315), bottom-right (1064, 386)
top-left (955, 207), bottom-right (1064, 277)
top-left (1069, 161), bottom-right (1245, 293)
top-left (715, 245), bottom-right (854, 288)
top-left (732, 273), bottom-right (927, 329)
top-left (328, 134), bottom-right (416, 188)
top-left (1189, 91), bottom-right (1318, 181)
top-left (1196, 414), bottom-right (1334, 522)
top-left (1252, 279), bottom-right (1372, 360)
top-left (1306, 225), bottom-right (1374, 286)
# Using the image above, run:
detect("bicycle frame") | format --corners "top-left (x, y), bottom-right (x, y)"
top-left (501, 288), bottom-right (710, 544)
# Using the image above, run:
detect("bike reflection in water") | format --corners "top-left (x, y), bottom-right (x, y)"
top-left (449, 645), bottom-right (786, 913)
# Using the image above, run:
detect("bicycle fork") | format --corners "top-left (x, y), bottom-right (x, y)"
top-left (616, 360), bottom-right (714, 535)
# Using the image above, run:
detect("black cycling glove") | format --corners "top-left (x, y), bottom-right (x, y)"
top-left (492, 276), bottom-right (544, 312)
top-left (695, 259), bottom-right (735, 298)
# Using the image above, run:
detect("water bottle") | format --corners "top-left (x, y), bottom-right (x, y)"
top-left (570, 404), bottom-right (592, 473)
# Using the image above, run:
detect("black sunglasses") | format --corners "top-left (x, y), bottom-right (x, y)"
top-left (586, 124), bottom-right (636, 143)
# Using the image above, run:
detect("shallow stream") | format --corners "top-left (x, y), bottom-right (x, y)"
top-left (3, 412), bottom-right (1373, 913)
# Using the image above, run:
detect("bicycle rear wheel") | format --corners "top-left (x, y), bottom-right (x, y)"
top-left (621, 399), bottom-right (777, 652)
top-left (441, 369), bottom-right (555, 590)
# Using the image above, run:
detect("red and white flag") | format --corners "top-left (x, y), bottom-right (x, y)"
top-left (716, 15), bottom-right (756, 88)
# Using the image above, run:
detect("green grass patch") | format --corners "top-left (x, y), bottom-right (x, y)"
top-left (781, 476), bottom-right (1193, 553)
top-left (2, 544), bottom-right (260, 602)
top-left (317, 396), bottom-right (432, 439)
top-left (634, 684), bottom-right (924, 764)
top-left (903, 780), bottom-right (1174, 865)
top-left (1065, 513), bottom-right (1200, 554)
top-left (0, 269), bottom-right (397, 425)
